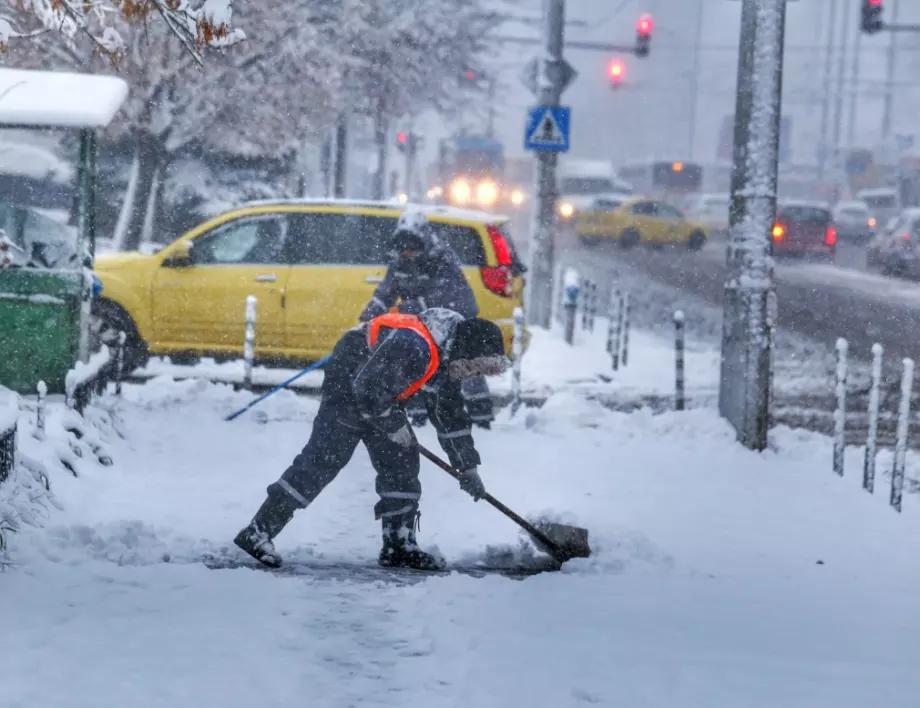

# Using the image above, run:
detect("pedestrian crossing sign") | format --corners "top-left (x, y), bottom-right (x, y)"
top-left (525, 106), bottom-right (570, 152)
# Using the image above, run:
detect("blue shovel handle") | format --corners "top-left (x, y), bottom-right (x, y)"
top-left (224, 355), bottom-right (332, 422)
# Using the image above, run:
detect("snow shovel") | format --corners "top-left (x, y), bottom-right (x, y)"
top-left (417, 444), bottom-right (591, 564)
top-left (224, 355), bottom-right (332, 421)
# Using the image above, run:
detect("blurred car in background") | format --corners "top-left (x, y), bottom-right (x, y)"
top-left (855, 187), bottom-right (900, 230)
top-left (686, 192), bottom-right (730, 239)
top-left (832, 200), bottom-right (876, 244)
top-left (575, 196), bottom-right (709, 250)
top-left (867, 208), bottom-right (920, 278)
top-left (771, 202), bottom-right (836, 261)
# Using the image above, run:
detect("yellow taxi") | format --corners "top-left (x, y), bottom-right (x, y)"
top-left (92, 200), bottom-right (527, 370)
top-left (575, 196), bottom-right (710, 251)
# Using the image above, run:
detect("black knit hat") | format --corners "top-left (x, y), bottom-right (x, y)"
top-left (451, 318), bottom-right (505, 361)
top-left (391, 229), bottom-right (427, 252)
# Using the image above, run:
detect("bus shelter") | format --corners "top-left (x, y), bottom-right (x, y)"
top-left (0, 68), bottom-right (128, 394)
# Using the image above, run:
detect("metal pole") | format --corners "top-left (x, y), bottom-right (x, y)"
top-left (718, 0), bottom-right (786, 451)
top-left (528, 0), bottom-right (565, 329)
top-left (818, 0), bottom-right (838, 181)
top-left (487, 77), bottom-right (497, 139)
top-left (510, 307), bottom-right (524, 416)
top-left (831, 0), bottom-right (851, 172)
top-left (688, 0), bottom-right (705, 160)
top-left (882, 0), bottom-right (901, 139)
top-left (846, 17), bottom-right (862, 150)
top-left (243, 296), bottom-right (257, 393)
top-left (333, 114), bottom-right (348, 199)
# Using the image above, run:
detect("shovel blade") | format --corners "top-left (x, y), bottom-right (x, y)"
top-left (530, 521), bottom-right (591, 562)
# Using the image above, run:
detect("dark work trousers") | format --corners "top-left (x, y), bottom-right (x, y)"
top-left (268, 396), bottom-right (421, 522)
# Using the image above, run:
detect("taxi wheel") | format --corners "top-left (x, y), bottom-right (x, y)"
top-left (619, 229), bottom-right (640, 249)
top-left (688, 231), bottom-right (707, 251)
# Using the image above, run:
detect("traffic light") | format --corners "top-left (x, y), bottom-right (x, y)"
top-left (636, 14), bottom-right (653, 58)
top-left (861, 0), bottom-right (883, 34)
top-left (395, 131), bottom-right (421, 154)
top-left (608, 59), bottom-right (625, 88)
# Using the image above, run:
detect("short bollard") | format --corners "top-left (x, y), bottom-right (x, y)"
top-left (890, 357), bottom-right (914, 513)
top-left (562, 269), bottom-right (580, 345)
top-left (243, 295), bottom-right (257, 392)
top-left (621, 292), bottom-right (631, 367)
top-left (34, 380), bottom-right (47, 440)
top-left (674, 311), bottom-right (685, 411)
top-left (115, 331), bottom-right (127, 396)
top-left (863, 343), bottom-right (883, 494)
top-left (832, 338), bottom-right (848, 477)
top-left (510, 307), bottom-right (524, 417)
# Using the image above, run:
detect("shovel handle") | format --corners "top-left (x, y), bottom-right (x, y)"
top-left (417, 444), bottom-right (563, 556)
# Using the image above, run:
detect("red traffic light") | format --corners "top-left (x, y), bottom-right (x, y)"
top-left (637, 14), bottom-right (653, 35)
top-left (465, 70), bottom-right (475, 81)
top-left (397, 132), bottom-right (408, 144)
top-left (868, 0), bottom-right (881, 5)
top-left (609, 61), bottom-right (624, 78)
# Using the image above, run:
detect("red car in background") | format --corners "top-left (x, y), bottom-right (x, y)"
top-left (771, 203), bottom-right (836, 261)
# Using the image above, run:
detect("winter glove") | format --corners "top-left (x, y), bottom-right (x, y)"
top-left (388, 424), bottom-right (417, 449)
top-left (359, 299), bottom-right (387, 322)
top-left (457, 467), bottom-right (486, 501)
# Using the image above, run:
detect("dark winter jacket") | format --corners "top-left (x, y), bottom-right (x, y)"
top-left (322, 308), bottom-right (480, 472)
top-left (359, 226), bottom-right (479, 321)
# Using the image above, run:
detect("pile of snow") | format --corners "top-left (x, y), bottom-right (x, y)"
top-left (134, 316), bottom-right (720, 403)
top-left (1, 378), bottom-right (920, 705)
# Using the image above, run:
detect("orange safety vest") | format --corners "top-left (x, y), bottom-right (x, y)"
top-left (367, 313), bottom-right (440, 401)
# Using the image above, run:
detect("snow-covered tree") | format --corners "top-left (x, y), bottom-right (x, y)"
top-left (8, 0), bottom-right (342, 250)
top-left (0, 0), bottom-right (243, 60)
top-left (314, 0), bottom-right (505, 198)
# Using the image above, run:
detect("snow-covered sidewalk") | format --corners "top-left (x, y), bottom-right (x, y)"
top-left (2, 379), bottom-right (920, 707)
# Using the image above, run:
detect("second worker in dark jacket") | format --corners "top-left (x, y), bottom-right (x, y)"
top-left (359, 210), bottom-right (495, 429)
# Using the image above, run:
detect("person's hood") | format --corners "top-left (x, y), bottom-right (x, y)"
top-left (419, 307), bottom-right (463, 356)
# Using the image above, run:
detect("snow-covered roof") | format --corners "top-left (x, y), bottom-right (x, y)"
top-left (238, 198), bottom-right (510, 223)
top-left (0, 69), bottom-right (128, 128)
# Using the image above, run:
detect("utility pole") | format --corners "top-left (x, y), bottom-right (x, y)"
top-left (528, 0), bottom-right (567, 329)
top-left (882, 0), bottom-right (900, 139)
top-left (687, 0), bottom-right (705, 161)
top-left (486, 77), bottom-right (497, 139)
top-left (719, 0), bottom-right (787, 451)
top-left (847, 15), bottom-right (863, 149)
top-left (831, 0), bottom-right (852, 171)
top-left (818, 0), bottom-right (838, 180)
top-left (333, 114), bottom-right (347, 198)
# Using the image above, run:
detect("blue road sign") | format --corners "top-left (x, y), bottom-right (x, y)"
top-left (525, 106), bottom-right (571, 152)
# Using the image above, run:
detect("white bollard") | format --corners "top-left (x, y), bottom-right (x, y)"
top-left (611, 290), bottom-right (624, 371)
top-left (621, 292), bottom-right (631, 367)
top-left (34, 380), bottom-right (47, 440)
top-left (243, 295), bottom-right (257, 392)
top-left (833, 338), bottom-right (848, 476)
top-left (606, 288), bottom-right (620, 355)
top-left (674, 311), bottom-right (686, 411)
top-left (115, 331), bottom-right (127, 396)
top-left (862, 343), bottom-right (883, 494)
top-left (510, 307), bottom-right (524, 417)
top-left (562, 268), bottom-right (580, 345)
top-left (890, 357), bottom-right (914, 513)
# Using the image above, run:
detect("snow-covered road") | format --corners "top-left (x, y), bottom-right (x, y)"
top-left (3, 379), bottom-right (920, 707)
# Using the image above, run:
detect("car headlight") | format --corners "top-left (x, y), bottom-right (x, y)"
top-left (559, 202), bottom-right (575, 219)
top-left (397, 193), bottom-right (408, 204)
top-left (868, 217), bottom-right (877, 228)
top-left (449, 179), bottom-right (472, 205)
top-left (477, 180), bottom-right (499, 206)
top-left (510, 189), bottom-right (525, 206)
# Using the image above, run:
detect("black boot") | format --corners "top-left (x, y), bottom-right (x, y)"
top-left (378, 511), bottom-right (446, 571)
top-left (233, 492), bottom-right (299, 568)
